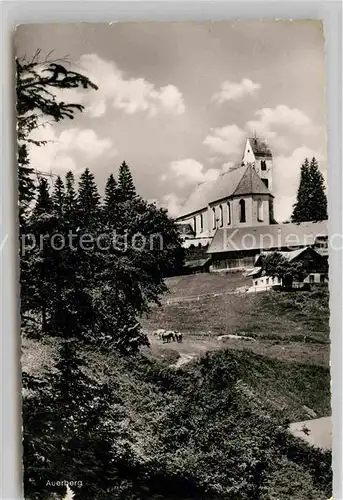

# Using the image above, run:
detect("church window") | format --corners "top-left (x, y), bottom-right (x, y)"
top-left (262, 178), bottom-right (269, 189)
top-left (257, 200), bottom-right (264, 222)
top-left (239, 199), bottom-right (246, 223)
top-left (193, 216), bottom-right (197, 234)
top-left (212, 207), bottom-right (216, 229)
top-left (219, 205), bottom-right (224, 227)
top-left (261, 160), bottom-right (267, 171)
top-left (227, 202), bottom-right (231, 225)
top-left (200, 213), bottom-right (204, 233)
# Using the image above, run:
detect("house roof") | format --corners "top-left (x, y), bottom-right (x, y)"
top-left (177, 163), bottom-right (272, 219)
top-left (207, 221), bottom-right (328, 254)
top-left (246, 266), bottom-right (262, 277)
top-left (254, 246), bottom-right (323, 267)
top-left (248, 137), bottom-right (272, 158)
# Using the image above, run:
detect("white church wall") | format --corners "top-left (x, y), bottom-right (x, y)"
top-left (231, 196), bottom-right (253, 227)
top-left (252, 195), bottom-right (270, 225)
top-left (255, 158), bottom-right (273, 191)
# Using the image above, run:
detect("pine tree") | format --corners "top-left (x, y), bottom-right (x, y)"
top-left (103, 174), bottom-right (120, 228)
top-left (33, 177), bottom-right (53, 215)
top-left (117, 161), bottom-right (136, 203)
top-left (18, 144), bottom-right (36, 226)
top-left (52, 176), bottom-right (65, 217)
top-left (64, 171), bottom-right (77, 224)
top-left (23, 341), bottom-right (134, 500)
top-left (308, 157), bottom-right (328, 221)
top-left (291, 157), bottom-right (328, 223)
top-left (25, 178), bottom-right (58, 332)
top-left (77, 168), bottom-right (101, 229)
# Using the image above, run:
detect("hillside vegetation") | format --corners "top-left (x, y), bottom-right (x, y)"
top-left (22, 274), bottom-right (331, 499)
top-left (22, 338), bottom-right (331, 499)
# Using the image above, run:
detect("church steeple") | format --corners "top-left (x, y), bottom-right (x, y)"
top-left (242, 137), bottom-right (273, 192)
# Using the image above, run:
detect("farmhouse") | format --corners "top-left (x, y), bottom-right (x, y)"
top-left (246, 246), bottom-right (328, 292)
top-left (176, 136), bottom-right (328, 271)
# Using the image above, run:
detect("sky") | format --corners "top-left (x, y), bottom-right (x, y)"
top-left (15, 21), bottom-right (327, 222)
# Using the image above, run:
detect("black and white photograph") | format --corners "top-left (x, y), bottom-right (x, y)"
top-left (16, 21), bottom-right (331, 499)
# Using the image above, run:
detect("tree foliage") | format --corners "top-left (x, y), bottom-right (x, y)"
top-left (291, 157), bottom-right (328, 223)
top-left (261, 251), bottom-right (306, 287)
top-left (16, 51), bottom-right (98, 223)
top-left (23, 341), bottom-right (138, 500)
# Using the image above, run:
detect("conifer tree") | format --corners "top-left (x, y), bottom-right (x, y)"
top-left (291, 157), bottom-right (328, 223)
top-left (18, 144), bottom-right (36, 226)
top-left (33, 177), bottom-right (53, 216)
top-left (64, 171), bottom-right (77, 224)
top-left (23, 341), bottom-right (135, 500)
top-left (308, 157), bottom-right (328, 221)
top-left (52, 175), bottom-right (65, 217)
top-left (117, 161), bottom-right (136, 203)
top-left (77, 168), bottom-right (101, 229)
top-left (26, 178), bottom-right (58, 332)
top-left (103, 173), bottom-right (120, 228)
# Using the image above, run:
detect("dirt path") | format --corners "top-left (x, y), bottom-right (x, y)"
top-left (170, 353), bottom-right (196, 369)
top-left (142, 331), bottom-right (329, 367)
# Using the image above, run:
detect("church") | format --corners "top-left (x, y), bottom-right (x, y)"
top-left (176, 137), bottom-right (328, 272)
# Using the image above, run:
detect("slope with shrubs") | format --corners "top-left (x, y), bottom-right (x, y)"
top-left (22, 338), bottom-right (332, 499)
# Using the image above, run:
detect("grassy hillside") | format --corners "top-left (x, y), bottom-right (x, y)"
top-left (142, 275), bottom-right (330, 366)
top-left (162, 271), bottom-right (250, 299)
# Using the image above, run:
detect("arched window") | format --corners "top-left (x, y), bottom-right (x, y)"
top-left (200, 213), bottom-right (204, 233)
top-left (261, 160), bottom-right (267, 171)
top-left (219, 205), bottom-right (223, 227)
top-left (227, 202), bottom-right (231, 225)
top-left (212, 207), bottom-right (216, 229)
top-left (257, 200), bottom-right (264, 222)
top-left (239, 199), bottom-right (246, 223)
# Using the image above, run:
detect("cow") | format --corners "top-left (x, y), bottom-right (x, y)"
top-left (153, 328), bottom-right (166, 340)
top-left (162, 331), bottom-right (175, 343)
top-left (175, 331), bottom-right (183, 343)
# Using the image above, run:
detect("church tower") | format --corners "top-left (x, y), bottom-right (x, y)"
top-left (241, 137), bottom-right (273, 192)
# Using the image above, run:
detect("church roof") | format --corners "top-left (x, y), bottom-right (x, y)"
top-left (176, 163), bottom-right (272, 219)
top-left (207, 221), bottom-right (328, 254)
top-left (232, 164), bottom-right (271, 197)
top-left (248, 137), bottom-right (272, 158)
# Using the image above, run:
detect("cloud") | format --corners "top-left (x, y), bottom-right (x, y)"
top-left (273, 146), bottom-right (326, 222)
top-left (71, 54), bottom-right (185, 118)
top-left (29, 124), bottom-right (116, 175)
top-left (168, 158), bottom-right (220, 185)
top-left (203, 124), bottom-right (246, 156)
top-left (246, 105), bottom-right (319, 149)
top-left (212, 78), bottom-right (261, 103)
top-left (162, 193), bottom-right (184, 217)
